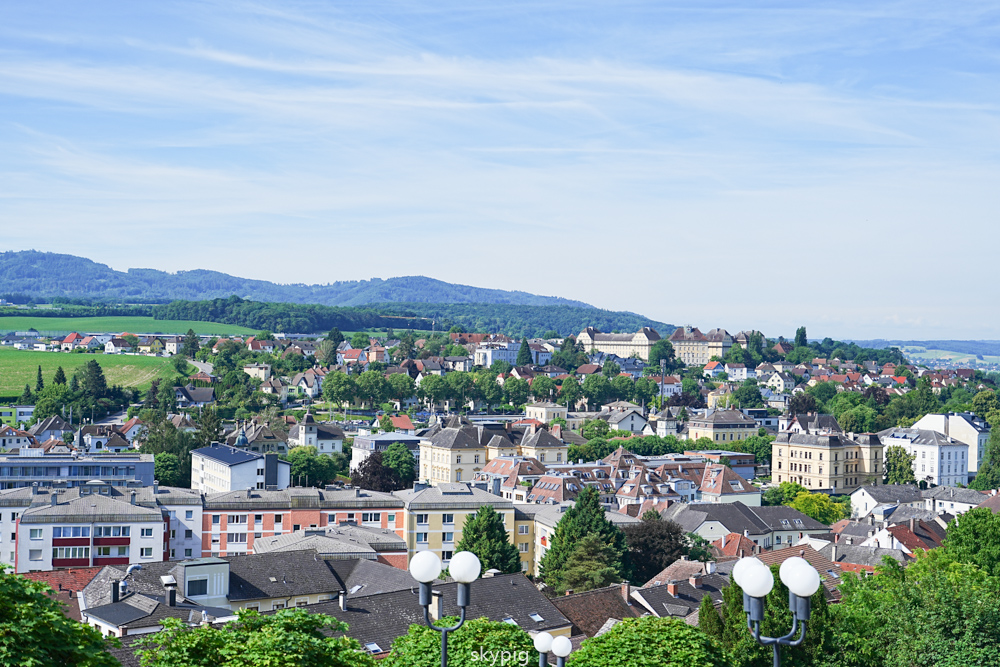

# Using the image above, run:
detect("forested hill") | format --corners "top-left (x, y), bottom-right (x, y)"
top-left (152, 297), bottom-right (674, 339)
top-left (0, 250), bottom-right (591, 308)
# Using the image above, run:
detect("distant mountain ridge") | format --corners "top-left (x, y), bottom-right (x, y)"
top-left (0, 250), bottom-right (592, 308)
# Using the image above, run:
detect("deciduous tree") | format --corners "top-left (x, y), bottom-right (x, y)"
top-left (351, 451), bottom-right (403, 492)
top-left (383, 442), bottom-right (416, 487)
top-left (381, 617), bottom-right (533, 667)
top-left (622, 514), bottom-right (687, 584)
top-left (570, 617), bottom-right (730, 667)
top-left (883, 445), bottom-right (916, 485)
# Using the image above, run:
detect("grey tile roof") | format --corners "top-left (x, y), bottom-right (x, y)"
top-left (662, 501), bottom-right (770, 536)
top-left (749, 505), bottom-right (827, 531)
top-left (394, 483), bottom-right (513, 509)
top-left (329, 559), bottom-right (436, 598)
top-left (921, 486), bottom-right (988, 505)
top-left (855, 484), bottom-right (924, 504)
top-left (192, 444), bottom-right (262, 465)
top-left (253, 524), bottom-right (405, 555)
top-left (631, 573), bottom-right (728, 618)
top-left (20, 492), bottom-right (163, 523)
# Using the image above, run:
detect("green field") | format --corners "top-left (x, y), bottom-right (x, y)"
top-left (0, 347), bottom-right (187, 393)
top-left (0, 316), bottom-right (254, 336)
top-left (902, 345), bottom-right (1000, 366)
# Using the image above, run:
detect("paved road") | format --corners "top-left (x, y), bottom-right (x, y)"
top-left (189, 359), bottom-right (214, 374)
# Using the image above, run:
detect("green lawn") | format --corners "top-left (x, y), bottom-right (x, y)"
top-left (0, 316), bottom-right (254, 336)
top-left (0, 347), bottom-right (187, 393)
top-left (902, 345), bottom-right (1000, 366)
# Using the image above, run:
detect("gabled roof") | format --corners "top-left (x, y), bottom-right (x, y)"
top-left (550, 584), bottom-right (640, 637)
top-left (631, 573), bottom-right (728, 618)
top-left (853, 484), bottom-right (924, 504)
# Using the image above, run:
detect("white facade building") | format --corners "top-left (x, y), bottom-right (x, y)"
top-left (912, 412), bottom-right (990, 476)
top-left (191, 445), bottom-right (291, 494)
top-left (474, 343), bottom-right (519, 368)
top-left (879, 428), bottom-right (970, 487)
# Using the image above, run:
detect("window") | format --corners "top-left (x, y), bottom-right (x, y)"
top-left (456, 455), bottom-right (462, 464)
top-left (361, 513), bottom-right (380, 523)
top-left (170, 549), bottom-right (176, 558)
top-left (443, 532), bottom-right (454, 542)
top-left (184, 529), bottom-right (193, 539)
top-left (227, 533), bottom-right (247, 543)
top-left (387, 513), bottom-right (396, 523)
top-left (140, 547), bottom-right (153, 558)
top-left (416, 533), bottom-right (429, 543)
top-left (364, 643), bottom-right (383, 654)
top-left (186, 510), bottom-right (194, 520)
top-left (187, 579), bottom-right (208, 597)
top-left (54, 526), bottom-right (91, 538)
top-left (212, 515), bottom-right (220, 524)
top-left (442, 514), bottom-right (454, 524)
top-left (529, 613), bottom-right (544, 622)
top-left (29, 529), bottom-right (42, 540)
top-left (53, 547), bottom-right (90, 559)
top-left (142, 528), bottom-right (154, 537)
top-left (29, 549), bottom-right (42, 561)
top-left (417, 514), bottom-right (429, 525)
top-left (228, 515), bottom-right (247, 524)
top-left (184, 548), bottom-right (192, 557)
top-left (518, 525), bottom-right (529, 534)
top-left (519, 543), bottom-right (529, 552)
top-left (273, 602), bottom-right (285, 610)
top-left (274, 514), bottom-right (283, 524)
top-left (442, 550), bottom-right (453, 561)
top-left (474, 455), bottom-right (480, 464)
top-left (293, 524), bottom-right (301, 531)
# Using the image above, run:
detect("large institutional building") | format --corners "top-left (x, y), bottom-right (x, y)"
top-left (668, 326), bottom-right (733, 366)
top-left (576, 327), bottom-right (661, 360)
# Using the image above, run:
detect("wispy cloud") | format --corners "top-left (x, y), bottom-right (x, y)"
top-left (0, 0), bottom-right (999, 338)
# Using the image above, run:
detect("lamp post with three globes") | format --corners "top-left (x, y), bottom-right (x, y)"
top-left (731, 555), bottom-right (822, 667)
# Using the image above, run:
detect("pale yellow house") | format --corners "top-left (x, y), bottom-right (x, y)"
top-left (686, 408), bottom-right (758, 443)
top-left (525, 402), bottom-right (568, 423)
top-left (420, 428), bottom-right (487, 485)
top-left (576, 327), bottom-right (661, 360)
top-left (394, 483), bottom-right (515, 567)
top-left (518, 428), bottom-right (569, 465)
top-left (668, 326), bottom-right (733, 366)
top-left (771, 432), bottom-right (883, 494)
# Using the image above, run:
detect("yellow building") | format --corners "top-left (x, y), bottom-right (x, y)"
top-left (420, 428), bottom-right (487, 485)
top-left (668, 326), bottom-right (733, 366)
top-left (685, 409), bottom-right (758, 443)
top-left (518, 428), bottom-right (569, 465)
top-left (576, 327), bottom-right (661, 361)
top-left (771, 432), bottom-right (883, 494)
top-left (394, 483), bottom-right (515, 567)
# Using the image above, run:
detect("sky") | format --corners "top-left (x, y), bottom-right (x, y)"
top-left (2, 1), bottom-right (999, 340)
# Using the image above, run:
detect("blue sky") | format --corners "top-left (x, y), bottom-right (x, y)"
top-left (2, 1), bottom-right (999, 339)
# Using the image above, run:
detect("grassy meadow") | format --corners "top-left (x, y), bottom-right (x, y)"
top-left (0, 347), bottom-right (188, 393)
top-left (0, 315), bottom-right (254, 336)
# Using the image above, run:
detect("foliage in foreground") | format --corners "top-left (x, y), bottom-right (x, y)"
top-left (135, 608), bottom-right (375, 667)
top-left (381, 616), bottom-right (535, 667)
top-left (569, 616), bottom-right (730, 667)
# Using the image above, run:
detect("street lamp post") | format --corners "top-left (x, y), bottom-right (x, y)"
top-left (409, 550), bottom-right (482, 667)
top-left (533, 632), bottom-right (573, 667)
top-left (732, 556), bottom-right (821, 667)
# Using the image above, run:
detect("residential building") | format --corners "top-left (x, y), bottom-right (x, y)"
top-left (190, 445), bottom-right (291, 494)
top-left (912, 412), bottom-right (990, 475)
top-left (394, 482), bottom-right (514, 566)
top-left (14, 481), bottom-right (167, 573)
top-left (772, 432), bottom-right (884, 493)
top-left (288, 412), bottom-right (345, 455)
top-left (351, 433), bottom-right (422, 473)
top-left (0, 425), bottom-right (33, 451)
top-left (668, 326), bottom-right (732, 366)
top-left (685, 450), bottom-right (756, 480)
top-left (419, 426), bottom-right (487, 485)
top-left (173, 385), bottom-right (215, 408)
top-left (0, 450), bottom-right (155, 490)
top-left (224, 421), bottom-right (288, 455)
top-left (518, 428), bottom-right (569, 465)
top-left (242, 363), bottom-right (272, 381)
top-left (576, 327), bottom-right (661, 361)
top-left (0, 405), bottom-right (34, 427)
top-left (878, 428), bottom-right (970, 487)
top-left (525, 402), bottom-right (568, 424)
top-left (850, 484), bottom-right (928, 518)
top-left (661, 501), bottom-right (829, 551)
top-left (685, 409), bottom-right (758, 443)
top-left (252, 524), bottom-right (407, 565)
top-left (698, 465), bottom-right (761, 505)
top-left (922, 486), bottom-right (989, 515)
top-left (201, 487), bottom-right (404, 560)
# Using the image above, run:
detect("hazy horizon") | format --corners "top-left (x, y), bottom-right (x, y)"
top-left (3, 2), bottom-right (999, 339)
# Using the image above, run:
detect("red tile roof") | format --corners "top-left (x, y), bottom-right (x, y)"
top-left (389, 415), bottom-right (415, 430)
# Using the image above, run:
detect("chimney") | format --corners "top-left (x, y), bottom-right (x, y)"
top-left (909, 518), bottom-right (915, 532)
top-left (429, 590), bottom-right (444, 621)
top-left (167, 588), bottom-right (176, 607)
top-left (111, 580), bottom-right (120, 604)
top-left (706, 561), bottom-right (717, 575)
top-left (247, 488), bottom-right (252, 498)
top-left (621, 582), bottom-right (630, 602)
top-left (666, 581), bottom-right (679, 598)
top-left (689, 575), bottom-right (702, 589)
top-left (153, 481), bottom-right (159, 495)
top-left (339, 589), bottom-right (347, 611)
top-left (50, 493), bottom-right (57, 507)
top-left (831, 544), bottom-right (837, 562)
top-left (130, 491), bottom-right (137, 505)
top-left (743, 529), bottom-right (749, 538)
top-left (721, 534), bottom-right (726, 549)
top-left (867, 514), bottom-right (874, 525)
top-left (31, 482), bottom-right (38, 496)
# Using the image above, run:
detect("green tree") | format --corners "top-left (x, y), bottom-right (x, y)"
top-left (452, 505), bottom-right (520, 573)
top-left (735, 435), bottom-right (775, 465)
top-left (582, 374), bottom-right (612, 409)
top-left (182, 329), bottom-right (200, 357)
top-left (327, 327), bottom-right (345, 348)
top-left (883, 445), bottom-right (917, 485)
top-left (794, 326), bottom-right (808, 348)
top-left (502, 377), bottom-right (529, 406)
top-left (698, 594), bottom-right (725, 644)
top-left (622, 515), bottom-right (688, 584)
top-left (972, 389), bottom-right (1000, 420)
top-left (515, 337), bottom-right (533, 366)
top-left (19, 384), bottom-right (32, 404)
top-left (158, 381), bottom-right (177, 413)
top-left (255, 330), bottom-right (273, 341)
top-left (789, 491), bottom-right (847, 525)
top-left (610, 375), bottom-right (634, 403)
top-left (287, 446), bottom-right (338, 488)
top-left (531, 375), bottom-right (557, 401)
top-left (351, 451), bottom-right (403, 492)
top-left (171, 355), bottom-right (190, 375)
top-left (648, 339), bottom-right (680, 373)
top-left (154, 452), bottom-right (184, 487)
top-left (602, 361), bottom-right (622, 378)
top-left (383, 442), bottom-right (416, 487)
top-left (350, 331), bottom-right (370, 350)
top-left (419, 374), bottom-right (449, 409)
top-left (0, 568), bottom-right (120, 666)
top-left (788, 392), bottom-right (818, 415)
top-left (315, 340), bottom-right (338, 366)
top-left (322, 372), bottom-right (356, 413)
top-left (970, 428), bottom-right (1000, 490)
top-left (381, 617), bottom-right (533, 667)
top-left (386, 373), bottom-right (416, 404)
top-left (540, 487), bottom-right (627, 590)
top-left (731, 379), bottom-right (764, 409)
top-left (35, 364), bottom-right (44, 392)
top-left (80, 359), bottom-right (108, 400)
top-left (445, 372), bottom-right (474, 408)
top-left (561, 533), bottom-right (622, 593)
top-left (558, 377), bottom-right (582, 407)
top-left (687, 533), bottom-right (713, 562)
top-left (52, 365), bottom-right (66, 385)
top-left (379, 415), bottom-right (395, 433)
top-left (355, 370), bottom-right (388, 408)
top-left (195, 406), bottom-right (223, 448)
top-left (570, 616), bottom-right (730, 667)
top-left (135, 608), bottom-right (374, 667)
top-left (762, 481), bottom-right (808, 506)
top-left (943, 507), bottom-right (1000, 578)
top-left (582, 418), bottom-right (611, 440)
top-left (489, 360), bottom-right (512, 375)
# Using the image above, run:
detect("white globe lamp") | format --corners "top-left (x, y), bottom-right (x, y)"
top-left (409, 550), bottom-right (442, 583)
top-left (449, 551), bottom-right (482, 584)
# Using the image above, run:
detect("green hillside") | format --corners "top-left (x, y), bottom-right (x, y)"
top-left (0, 347), bottom-right (188, 394)
top-left (0, 316), bottom-right (254, 336)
